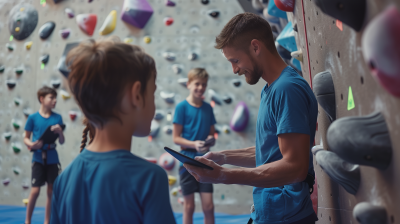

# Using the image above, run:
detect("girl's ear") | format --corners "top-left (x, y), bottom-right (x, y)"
top-left (130, 81), bottom-right (143, 109)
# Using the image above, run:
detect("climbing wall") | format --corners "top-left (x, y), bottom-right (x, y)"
top-left (0, 0), bottom-right (266, 215)
top-left (288, 0), bottom-right (400, 223)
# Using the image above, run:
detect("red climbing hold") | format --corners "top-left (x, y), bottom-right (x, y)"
top-left (76, 14), bottom-right (97, 36)
top-left (164, 17), bottom-right (173, 26)
top-left (274, 0), bottom-right (295, 12)
top-left (69, 111), bottom-right (77, 121)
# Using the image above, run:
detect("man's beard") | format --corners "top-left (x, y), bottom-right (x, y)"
top-left (244, 60), bottom-right (262, 85)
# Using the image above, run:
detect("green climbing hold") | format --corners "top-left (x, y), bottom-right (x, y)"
top-left (3, 132), bottom-right (12, 141)
top-left (15, 68), bottom-right (23, 75)
top-left (9, 35), bottom-right (13, 41)
top-left (13, 122), bottom-right (20, 129)
top-left (13, 168), bottom-right (19, 175)
top-left (41, 63), bottom-right (45, 69)
top-left (347, 86), bottom-right (355, 110)
top-left (14, 98), bottom-right (21, 106)
top-left (6, 43), bottom-right (14, 51)
top-left (12, 144), bottom-right (21, 154)
top-left (0, 65), bottom-right (5, 73)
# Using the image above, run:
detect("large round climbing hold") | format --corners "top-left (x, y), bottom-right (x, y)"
top-left (8, 4), bottom-right (38, 41)
top-left (158, 152), bottom-right (176, 170)
top-left (230, 102), bottom-right (249, 132)
top-left (362, 6), bottom-right (400, 98)
top-left (76, 14), bottom-right (97, 36)
top-left (121, 0), bottom-right (154, 29)
top-left (39, 21), bottom-right (56, 40)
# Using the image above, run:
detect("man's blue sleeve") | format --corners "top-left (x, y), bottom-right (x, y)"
top-left (173, 104), bottom-right (184, 125)
top-left (275, 84), bottom-right (311, 136)
top-left (24, 115), bottom-right (34, 132)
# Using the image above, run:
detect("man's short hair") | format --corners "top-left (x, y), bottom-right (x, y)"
top-left (188, 68), bottom-right (209, 83)
top-left (37, 86), bottom-right (57, 103)
top-left (215, 12), bottom-right (277, 55)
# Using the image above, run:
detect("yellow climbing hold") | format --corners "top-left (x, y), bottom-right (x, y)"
top-left (60, 90), bottom-right (71, 100)
top-left (25, 41), bottom-right (32, 50)
top-left (15, 27), bottom-right (20, 32)
top-left (23, 199), bottom-right (29, 205)
top-left (170, 187), bottom-right (179, 196)
top-left (99, 10), bottom-right (117, 35)
top-left (124, 38), bottom-right (133, 44)
top-left (143, 36), bottom-right (151, 44)
top-left (347, 86), bottom-right (355, 110)
top-left (20, 7), bottom-right (24, 12)
top-left (291, 49), bottom-right (303, 62)
top-left (168, 175), bottom-right (177, 185)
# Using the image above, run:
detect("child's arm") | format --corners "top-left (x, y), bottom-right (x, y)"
top-left (23, 131), bottom-right (43, 150)
top-left (173, 123), bottom-right (205, 151)
top-left (51, 125), bottom-right (65, 145)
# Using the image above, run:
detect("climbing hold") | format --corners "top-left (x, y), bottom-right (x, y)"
top-left (12, 120), bottom-right (20, 129)
top-left (149, 120), bottom-right (160, 137)
top-left (267, 0), bottom-right (288, 19)
top-left (164, 17), bottom-right (174, 26)
top-left (188, 53), bottom-right (197, 61)
top-left (230, 102), bottom-right (249, 132)
top-left (22, 184), bottom-right (29, 190)
top-left (178, 197), bottom-right (184, 204)
top-left (13, 168), bottom-right (20, 175)
top-left (76, 14), bottom-right (97, 36)
top-left (313, 145), bottom-right (360, 195)
top-left (6, 80), bottom-right (17, 89)
top-left (165, 0), bottom-right (175, 7)
top-left (58, 42), bottom-right (79, 78)
top-left (0, 65), bottom-right (4, 73)
top-left (291, 49), bottom-right (303, 62)
top-left (313, 71), bottom-right (336, 122)
top-left (60, 29), bottom-right (70, 39)
top-left (40, 54), bottom-right (49, 64)
top-left (23, 108), bottom-right (32, 117)
top-left (353, 202), bottom-right (387, 224)
top-left (208, 10), bottom-right (220, 18)
top-left (347, 86), bottom-right (355, 110)
top-left (51, 80), bottom-right (61, 89)
top-left (221, 194), bottom-right (225, 200)
top-left (293, 23), bottom-right (298, 32)
top-left (39, 21), bottom-right (56, 40)
top-left (231, 79), bottom-right (241, 87)
top-left (124, 37), bottom-right (133, 43)
top-left (362, 6), bottom-right (400, 98)
top-left (14, 97), bottom-right (22, 106)
top-left (313, 0), bottom-right (365, 31)
top-left (172, 64), bottom-right (181, 74)
top-left (6, 43), bottom-right (14, 51)
top-left (327, 112), bottom-right (392, 170)
top-left (222, 96), bottom-right (232, 104)
top-left (222, 125), bottom-right (230, 134)
top-left (177, 78), bottom-right (188, 87)
top-left (154, 110), bottom-right (164, 120)
top-left (60, 89), bottom-right (71, 100)
top-left (2, 178), bottom-right (10, 186)
top-left (201, 0), bottom-right (209, 5)
top-left (158, 152), bottom-right (176, 170)
top-left (166, 112), bottom-right (172, 121)
top-left (8, 4), bottom-right (38, 41)
top-left (69, 111), bottom-right (77, 121)
top-left (276, 22), bottom-right (297, 52)
top-left (144, 157), bottom-right (157, 164)
top-left (143, 36), bottom-right (151, 44)
top-left (160, 91), bottom-right (175, 104)
top-left (12, 142), bottom-right (21, 154)
top-left (168, 175), bottom-right (177, 185)
top-left (163, 125), bottom-right (173, 135)
top-left (3, 132), bottom-right (12, 141)
top-left (15, 67), bottom-right (23, 75)
top-left (99, 10), bottom-right (117, 35)
top-left (276, 43), bottom-right (292, 60)
top-left (274, 0), bottom-right (294, 12)
top-left (25, 41), bottom-right (32, 50)
top-left (163, 52), bottom-right (176, 61)
top-left (121, 0), bottom-right (154, 29)
top-left (170, 187), bottom-right (179, 196)
top-left (252, 0), bottom-right (264, 13)
top-left (65, 8), bottom-right (74, 18)
top-left (208, 89), bottom-right (222, 105)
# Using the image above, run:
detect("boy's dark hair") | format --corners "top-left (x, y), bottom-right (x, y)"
top-left (66, 36), bottom-right (156, 151)
top-left (37, 86), bottom-right (57, 103)
top-left (215, 12), bottom-right (278, 55)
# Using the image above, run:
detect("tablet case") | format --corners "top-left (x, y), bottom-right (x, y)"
top-left (164, 147), bottom-right (213, 170)
top-left (39, 124), bottom-right (66, 144)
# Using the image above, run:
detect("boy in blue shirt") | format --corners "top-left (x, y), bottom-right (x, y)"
top-left (24, 86), bottom-right (65, 224)
top-left (173, 68), bottom-right (217, 224)
top-left (50, 38), bottom-right (176, 224)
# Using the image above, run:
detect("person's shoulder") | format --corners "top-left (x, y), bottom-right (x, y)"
top-left (27, 112), bottom-right (40, 119)
top-left (51, 111), bottom-right (62, 118)
top-left (274, 67), bottom-right (308, 91)
top-left (202, 101), bottom-right (212, 109)
top-left (176, 100), bottom-right (188, 108)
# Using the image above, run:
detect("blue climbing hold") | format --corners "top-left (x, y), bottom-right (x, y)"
top-left (276, 22), bottom-right (297, 52)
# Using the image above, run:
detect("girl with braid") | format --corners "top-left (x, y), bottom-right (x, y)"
top-left (50, 37), bottom-right (176, 224)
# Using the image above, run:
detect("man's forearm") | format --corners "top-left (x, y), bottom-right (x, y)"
top-left (221, 146), bottom-right (256, 168)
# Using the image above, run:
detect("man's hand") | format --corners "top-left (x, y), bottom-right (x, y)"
top-left (30, 140), bottom-right (43, 150)
top-left (197, 146), bottom-right (210, 154)
top-left (194, 140), bottom-right (205, 152)
top-left (203, 151), bottom-right (226, 165)
top-left (51, 124), bottom-right (63, 135)
top-left (183, 156), bottom-right (226, 184)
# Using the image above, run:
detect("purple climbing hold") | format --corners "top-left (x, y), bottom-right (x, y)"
top-left (60, 28), bottom-right (70, 39)
top-left (65, 8), bottom-right (74, 18)
top-left (230, 102), bottom-right (249, 132)
top-left (2, 178), bottom-right (10, 186)
top-left (121, 0), bottom-right (154, 29)
top-left (165, 0), bottom-right (176, 7)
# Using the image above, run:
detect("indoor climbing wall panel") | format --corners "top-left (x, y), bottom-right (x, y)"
top-left (0, 0), bottom-right (263, 214)
top-left (289, 0), bottom-right (400, 223)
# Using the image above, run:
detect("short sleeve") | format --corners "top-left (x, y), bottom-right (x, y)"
top-left (24, 115), bottom-right (34, 132)
top-left (275, 84), bottom-right (311, 136)
top-left (142, 168), bottom-right (176, 224)
top-left (173, 103), bottom-right (184, 125)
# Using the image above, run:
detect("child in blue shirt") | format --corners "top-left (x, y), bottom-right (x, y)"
top-left (173, 68), bottom-right (217, 224)
top-left (50, 37), bottom-right (176, 224)
top-left (24, 86), bottom-right (65, 224)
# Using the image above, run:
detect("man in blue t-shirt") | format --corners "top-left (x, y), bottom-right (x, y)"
top-left (173, 68), bottom-right (217, 224)
top-left (183, 13), bottom-right (319, 224)
top-left (24, 86), bottom-right (65, 224)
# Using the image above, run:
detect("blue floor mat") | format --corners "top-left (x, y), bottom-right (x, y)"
top-left (0, 205), bottom-right (250, 224)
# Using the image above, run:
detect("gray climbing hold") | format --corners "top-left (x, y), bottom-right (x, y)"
top-left (163, 125), bottom-right (173, 135)
top-left (313, 71), bottom-right (336, 121)
top-left (2, 178), bottom-right (10, 186)
top-left (222, 96), bottom-right (232, 104)
top-left (39, 21), bottom-right (56, 40)
top-left (58, 42), bottom-right (79, 78)
top-left (177, 78), bottom-right (188, 87)
top-left (40, 54), bottom-right (49, 64)
top-left (0, 65), bottom-right (4, 73)
top-left (353, 202), bottom-right (387, 224)
top-left (23, 108), bottom-right (32, 117)
top-left (313, 145), bottom-right (360, 195)
top-left (6, 80), bottom-right (16, 89)
top-left (160, 91), bottom-right (175, 104)
top-left (163, 52), bottom-right (176, 61)
top-left (51, 80), bottom-right (61, 89)
top-left (8, 4), bottom-right (39, 41)
top-left (327, 112), bottom-right (392, 170)
top-left (231, 79), bottom-right (241, 87)
top-left (172, 64), bottom-right (181, 74)
top-left (149, 120), bottom-right (160, 137)
top-left (208, 89), bottom-right (222, 105)
top-left (188, 53), bottom-right (197, 61)
top-left (154, 110), bottom-right (164, 120)
top-left (293, 23), bottom-right (298, 32)
top-left (208, 10), bottom-right (220, 18)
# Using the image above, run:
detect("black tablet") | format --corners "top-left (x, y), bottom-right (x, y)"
top-left (203, 137), bottom-right (215, 147)
top-left (38, 124), bottom-right (66, 144)
top-left (164, 147), bottom-right (213, 170)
